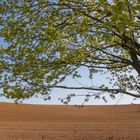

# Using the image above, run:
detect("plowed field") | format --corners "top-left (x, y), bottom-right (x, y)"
top-left (0, 103), bottom-right (140, 140)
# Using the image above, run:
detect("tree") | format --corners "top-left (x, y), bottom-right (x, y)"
top-left (0, 0), bottom-right (140, 103)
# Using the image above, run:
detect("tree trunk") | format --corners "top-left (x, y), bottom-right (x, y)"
top-left (129, 50), bottom-right (140, 76)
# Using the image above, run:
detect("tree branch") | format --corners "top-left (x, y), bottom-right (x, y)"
top-left (51, 85), bottom-right (140, 98)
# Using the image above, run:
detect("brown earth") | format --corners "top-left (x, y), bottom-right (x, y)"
top-left (0, 103), bottom-right (140, 140)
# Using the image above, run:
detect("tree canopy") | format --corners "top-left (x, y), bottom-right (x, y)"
top-left (0, 0), bottom-right (140, 103)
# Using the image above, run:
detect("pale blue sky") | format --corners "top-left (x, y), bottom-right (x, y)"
top-left (0, 33), bottom-right (140, 105)
top-left (0, 46), bottom-right (140, 105)
top-left (0, 1), bottom-right (140, 105)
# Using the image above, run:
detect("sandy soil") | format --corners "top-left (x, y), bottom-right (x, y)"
top-left (0, 103), bottom-right (140, 140)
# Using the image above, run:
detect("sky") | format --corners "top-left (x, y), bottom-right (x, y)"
top-left (0, 46), bottom-right (140, 105)
top-left (0, 27), bottom-right (140, 105)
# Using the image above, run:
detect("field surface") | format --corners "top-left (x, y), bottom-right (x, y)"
top-left (0, 103), bottom-right (140, 140)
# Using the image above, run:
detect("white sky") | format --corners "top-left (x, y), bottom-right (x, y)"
top-left (0, 63), bottom-right (140, 105)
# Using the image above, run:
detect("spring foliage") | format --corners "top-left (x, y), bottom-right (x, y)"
top-left (0, 0), bottom-right (140, 103)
